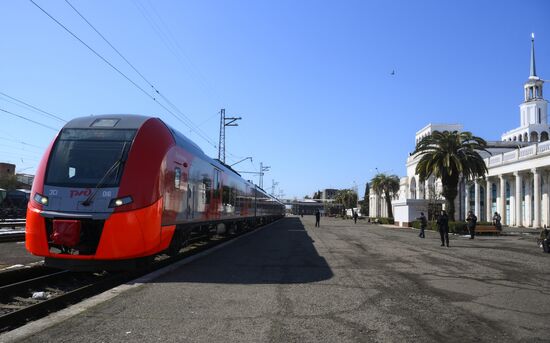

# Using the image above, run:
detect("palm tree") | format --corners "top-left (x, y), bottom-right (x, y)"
top-left (370, 173), bottom-right (400, 219)
top-left (413, 130), bottom-right (488, 221)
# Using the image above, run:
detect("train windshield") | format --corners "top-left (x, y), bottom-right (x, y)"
top-left (45, 129), bottom-right (136, 187)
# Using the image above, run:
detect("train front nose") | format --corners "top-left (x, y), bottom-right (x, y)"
top-left (26, 196), bottom-right (164, 261)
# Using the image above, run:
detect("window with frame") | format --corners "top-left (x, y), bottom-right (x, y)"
top-left (175, 167), bottom-right (181, 189)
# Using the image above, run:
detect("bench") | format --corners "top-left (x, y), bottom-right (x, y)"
top-left (474, 225), bottom-right (501, 235)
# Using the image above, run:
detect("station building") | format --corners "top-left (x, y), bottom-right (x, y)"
top-left (371, 34), bottom-right (550, 228)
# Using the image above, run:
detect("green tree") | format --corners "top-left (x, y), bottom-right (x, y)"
top-left (413, 130), bottom-right (488, 221)
top-left (370, 173), bottom-right (400, 219)
top-left (0, 174), bottom-right (18, 191)
top-left (335, 189), bottom-right (358, 211)
top-left (362, 182), bottom-right (370, 216)
top-left (313, 190), bottom-right (322, 199)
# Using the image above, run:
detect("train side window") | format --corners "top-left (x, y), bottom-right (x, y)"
top-left (204, 176), bottom-right (211, 204)
top-left (174, 167), bottom-right (181, 189)
top-left (213, 170), bottom-right (221, 198)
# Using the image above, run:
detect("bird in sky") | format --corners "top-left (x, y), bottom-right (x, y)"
top-left (390, 70), bottom-right (395, 75)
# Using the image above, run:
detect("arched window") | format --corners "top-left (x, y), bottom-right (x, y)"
top-left (524, 132), bottom-right (529, 142)
top-left (541, 131), bottom-right (549, 142)
top-left (531, 131), bottom-right (539, 142)
top-left (410, 177), bottom-right (416, 200)
top-left (513, 136), bottom-right (517, 141)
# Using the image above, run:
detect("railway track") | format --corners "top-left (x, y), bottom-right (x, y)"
top-left (0, 219), bottom-right (26, 243)
top-left (0, 223), bottom-right (273, 333)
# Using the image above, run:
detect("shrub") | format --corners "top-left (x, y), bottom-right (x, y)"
top-left (412, 220), bottom-right (436, 230)
top-left (448, 221), bottom-right (467, 234)
top-left (412, 220), bottom-right (467, 234)
top-left (376, 217), bottom-right (394, 225)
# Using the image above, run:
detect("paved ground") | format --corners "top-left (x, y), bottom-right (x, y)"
top-left (3, 216), bottom-right (550, 342)
top-left (0, 241), bottom-right (42, 270)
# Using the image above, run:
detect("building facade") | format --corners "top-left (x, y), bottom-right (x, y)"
top-left (371, 34), bottom-right (549, 228)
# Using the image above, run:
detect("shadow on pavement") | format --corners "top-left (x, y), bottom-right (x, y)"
top-left (152, 217), bottom-right (333, 284)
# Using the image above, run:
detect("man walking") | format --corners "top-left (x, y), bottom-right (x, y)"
top-left (353, 210), bottom-right (358, 224)
top-left (315, 209), bottom-right (321, 227)
top-left (437, 210), bottom-right (449, 247)
top-left (417, 212), bottom-right (427, 238)
top-left (466, 210), bottom-right (477, 239)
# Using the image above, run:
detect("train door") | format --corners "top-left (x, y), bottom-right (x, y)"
top-left (187, 183), bottom-right (194, 219)
top-left (213, 169), bottom-right (222, 216)
top-left (173, 166), bottom-right (186, 221)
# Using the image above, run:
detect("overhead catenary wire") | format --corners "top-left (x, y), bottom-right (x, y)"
top-left (132, 0), bottom-right (224, 108)
top-left (0, 137), bottom-right (43, 150)
top-left (29, 0), bottom-right (218, 149)
top-left (0, 91), bottom-right (66, 122)
top-left (0, 107), bottom-right (58, 131)
top-left (63, 0), bottom-right (218, 148)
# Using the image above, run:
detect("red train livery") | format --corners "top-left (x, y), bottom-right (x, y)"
top-left (26, 115), bottom-right (284, 270)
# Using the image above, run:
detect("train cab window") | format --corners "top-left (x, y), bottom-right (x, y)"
top-left (174, 167), bottom-right (181, 189)
top-left (45, 128), bottom-right (136, 187)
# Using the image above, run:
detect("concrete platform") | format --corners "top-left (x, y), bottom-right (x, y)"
top-left (0, 241), bottom-right (42, 270)
top-left (2, 216), bottom-right (549, 342)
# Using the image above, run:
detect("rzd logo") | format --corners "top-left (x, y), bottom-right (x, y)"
top-left (70, 189), bottom-right (92, 198)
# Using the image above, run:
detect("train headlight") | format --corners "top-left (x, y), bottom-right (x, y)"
top-left (109, 196), bottom-right (133, 208)
top-left (33, 193), bottom-right (49, 206)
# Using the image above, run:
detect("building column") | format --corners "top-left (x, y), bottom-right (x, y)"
top-left (525, 174), bottom-right (531, 226)
top-left (464, 181), bottom-right (470, 219)
top-left (545, 172), bottom-right (550, 227)
top-left (514, 172), bottom-right (522, 227)
top-left (474, 180), bottom-right (480, 219)
top-left (499, 175), bottom-right (506, 225)
top-left (533, 168), bottom-right (541, 228)
top-left (416, 178), bottom-right (421, 200)
top-left (486, 178), bottom-right (492, 222)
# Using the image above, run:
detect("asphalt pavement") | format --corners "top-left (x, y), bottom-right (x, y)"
top-left (2, 216), bottom-right (549, 342)
top-left (0, 241), bottom-right (42, 270)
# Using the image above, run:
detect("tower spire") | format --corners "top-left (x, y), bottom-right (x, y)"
top-left (530, 32), bottom-right (537, 78)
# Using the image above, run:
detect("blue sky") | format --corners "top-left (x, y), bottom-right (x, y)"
top-left (1, 0), bottom-right (549, 198)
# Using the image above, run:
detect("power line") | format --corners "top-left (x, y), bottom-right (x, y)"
top-left (0, 107), bottom-right (58, 131)
top-left (133, 0), bottom-right (222, 105)
top-left (63, 0), bottom-right (218, 148)
top-left (29, 0), bottom-right (218, 149)
top-left (0, 141), bottom-right (43, 155)
top-left (0, 137), bottom-right (43, 150)
top-left (0, 91), bottom-right (66, 122)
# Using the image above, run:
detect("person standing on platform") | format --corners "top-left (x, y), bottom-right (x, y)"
top-left (315, 209), bottom-right (321, 227)
top-left (437, 210), bottom-right (449, 247)
top-left (492, 212), bottom-right (502, 231)
top-left (466, 211), bottom-right (477, 239)
top-left (417, 212), bottom-right (427, 238)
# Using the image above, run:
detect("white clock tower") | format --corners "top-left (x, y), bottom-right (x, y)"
top-left (502, 33), bottom-right (549, 142)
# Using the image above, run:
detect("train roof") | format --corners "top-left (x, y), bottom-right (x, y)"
top-left (64, 114), bottom-right (151, 130)
top-left (63, 115), bottom-right (275, 196)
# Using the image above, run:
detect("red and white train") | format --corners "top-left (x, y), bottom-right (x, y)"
top-left (26, 115), bottom-right (284, 270)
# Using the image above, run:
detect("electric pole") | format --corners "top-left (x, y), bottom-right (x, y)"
top-left (270, 179), bottom-right (279, 196)
top-left (218, 109), bottom-right (241, 163)
top-left (259, 162), bottom-right (270, 189)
